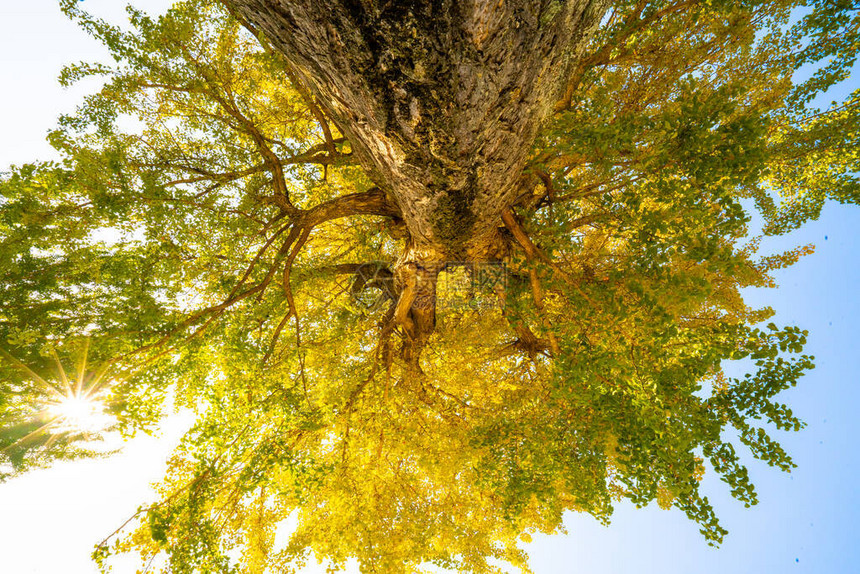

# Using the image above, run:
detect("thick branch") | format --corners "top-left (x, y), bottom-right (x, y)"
top-left (301, 187), bottom-right (400, 226)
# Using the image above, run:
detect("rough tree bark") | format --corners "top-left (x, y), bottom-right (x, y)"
top-left (221, 0), bottom-right (608, 353)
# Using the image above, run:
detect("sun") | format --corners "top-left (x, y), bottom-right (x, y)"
top-left (1, 340), bottom-right (119, 456)
top-left (46, 393), bottom-right (113, 435)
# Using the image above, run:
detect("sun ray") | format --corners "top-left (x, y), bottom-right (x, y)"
top-left (0, 418), bottom-right (62, 454)
top-left (40, 432), bottom-right (61, 453)
top-left (50, 346), bottom-right (74, 398)
top-left (0, 349), bottom-right (65, 400)
top-left (75, 338), bottom-right (89, 396)
top-left (84, 361), bottom-right (115, 399)
top-left (1, 341), bottom-right (118, 461)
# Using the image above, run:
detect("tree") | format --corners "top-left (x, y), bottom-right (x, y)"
top-left (0, 0), bottom-right (857, 572)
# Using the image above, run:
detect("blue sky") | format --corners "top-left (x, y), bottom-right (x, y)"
top-left (0, 2), bottom-right (858, 573)
top-left (528, 204), bottom-right (860, 574)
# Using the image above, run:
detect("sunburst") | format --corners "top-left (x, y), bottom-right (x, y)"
top-left (1, 340), bottom-right (117, 456)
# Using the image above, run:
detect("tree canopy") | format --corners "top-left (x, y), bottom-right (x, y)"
top-left (0, 0), bottom-right (858, 572)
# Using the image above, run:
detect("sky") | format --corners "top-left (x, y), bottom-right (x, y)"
top-left (0, 2), bottom-right (858, 573)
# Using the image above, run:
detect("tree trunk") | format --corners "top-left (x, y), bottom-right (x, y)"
top-left (223, 0), bottom-right (608, 352)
